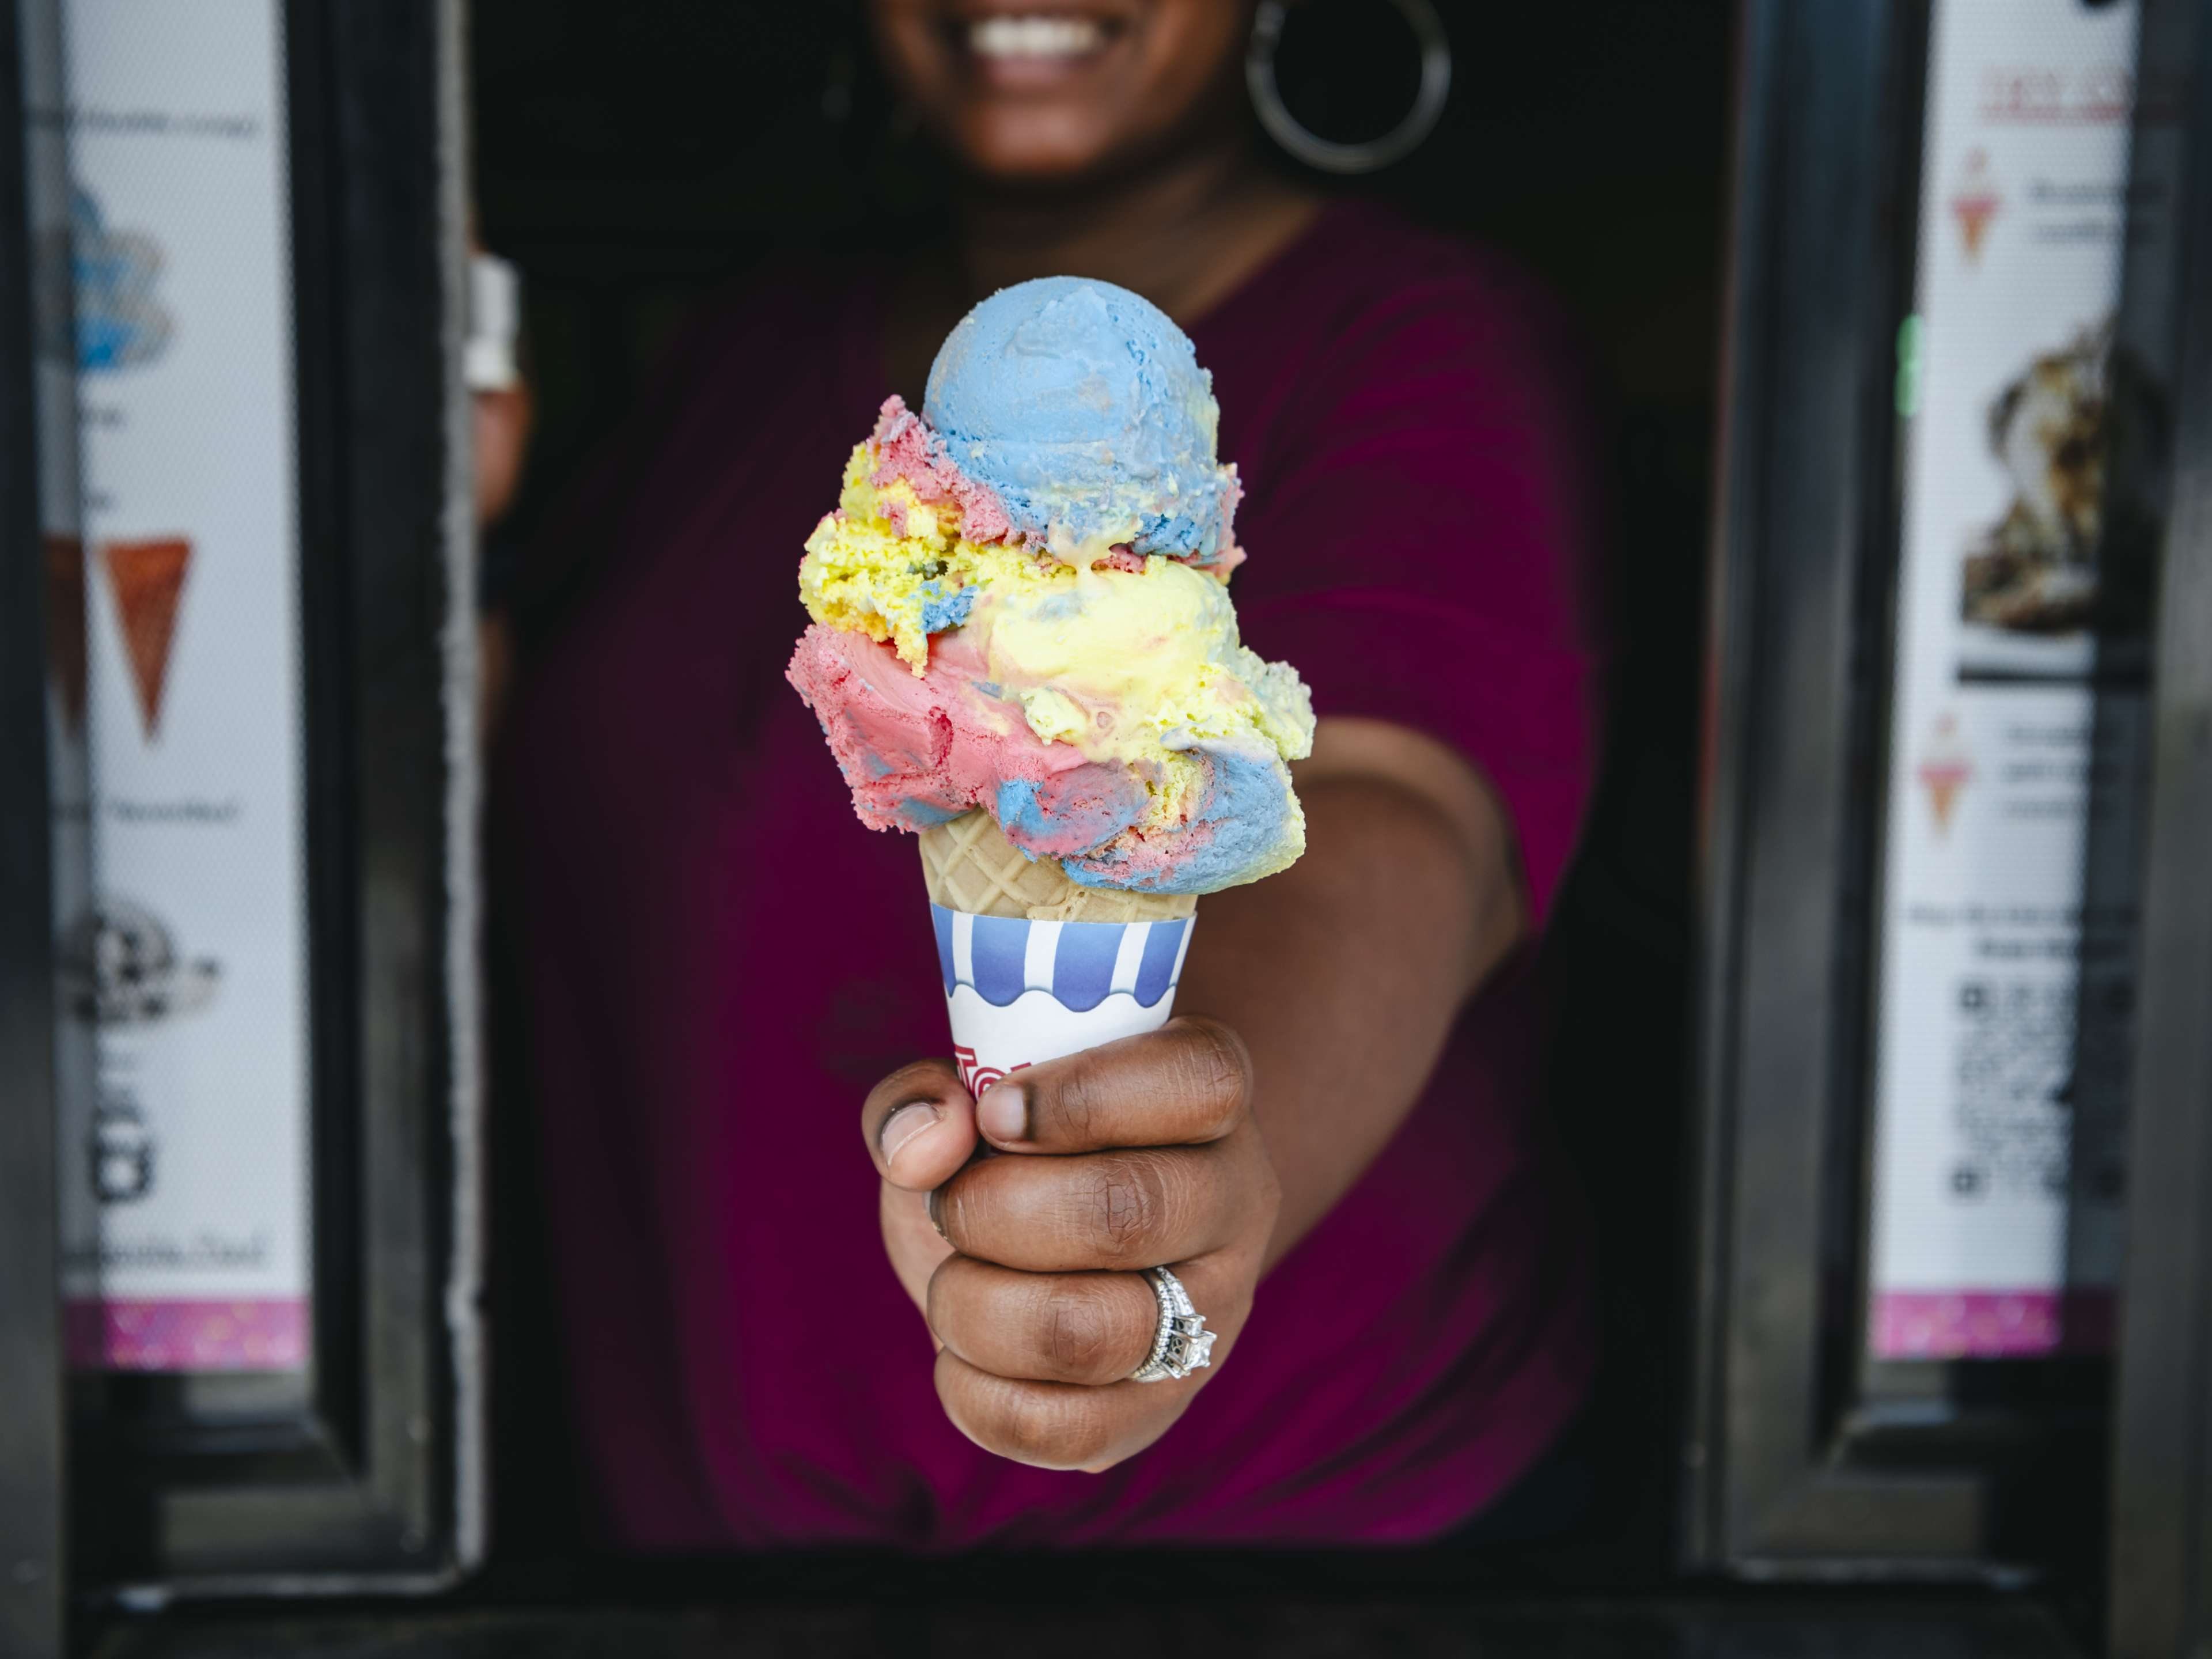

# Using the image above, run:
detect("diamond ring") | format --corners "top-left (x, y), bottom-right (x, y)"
top-left (1130, 1264), bottom-right (1215, 1383)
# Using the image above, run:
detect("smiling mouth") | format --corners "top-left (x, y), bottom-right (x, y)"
top-left (963, 14), bottom-right (1117, 65)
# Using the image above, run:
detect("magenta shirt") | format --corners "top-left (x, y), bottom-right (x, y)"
top-left (498, 202), bottom-right (1603, 1548)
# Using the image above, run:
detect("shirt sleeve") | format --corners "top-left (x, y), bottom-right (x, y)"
top-left (1229, 268), bottom-right (1604, 931)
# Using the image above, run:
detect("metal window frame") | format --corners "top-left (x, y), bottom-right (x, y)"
top-left (2108, 3), bottom-right (2212, 1653)
top-left (60, 0), bottom-right (479, 1597)
top-left (1687, 0), bottom-right (1991, 1574)
top-left (1695, 0), bottom-right (2203, 1590)
top-left (0, 0), bottom-right (67, 1649)
top-left (1684, 0), bottom-right (2131, 1577)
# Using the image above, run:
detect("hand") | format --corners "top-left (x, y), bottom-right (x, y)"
top-left (474, 382), bottom-right (532, 528)
top-left (861, 1018), bottom-right (1280, 1472)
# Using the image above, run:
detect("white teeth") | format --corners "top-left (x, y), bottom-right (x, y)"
top-left (968, 15), bottom-right (1105, 60)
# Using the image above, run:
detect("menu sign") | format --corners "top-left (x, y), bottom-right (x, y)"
top-left (31, 0), bottom-right (312, 1371)
top-left (1866, 0), bottom-right (2154, 1359)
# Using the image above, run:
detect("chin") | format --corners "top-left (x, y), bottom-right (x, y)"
top-left (950, 109), bottom-right (1124, 182)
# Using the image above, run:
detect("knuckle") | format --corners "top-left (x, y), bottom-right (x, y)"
top-left (997, 1384), bottom-right (1109, 1468)
top-left (1041, 1054), bottom-right (1107, 1146)
top-left (1080, 1153), bottom-right (1165, 1264)
top-left (1035, 1281), bottom-right (1116, 1381)
top-left (1172, 1018), bottom-right (1252, 1130)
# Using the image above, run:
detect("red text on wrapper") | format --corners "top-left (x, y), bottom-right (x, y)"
top-left (953, 1046), bottom-right (1032, 1096)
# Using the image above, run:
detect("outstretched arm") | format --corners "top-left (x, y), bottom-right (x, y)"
top-left (1184, 714), bottom-right (1524, 1268)
top-left (859, 714), bottom-right (1526, 1471)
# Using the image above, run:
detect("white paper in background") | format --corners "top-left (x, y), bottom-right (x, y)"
top-left (1866, 0), bottom-right (2158, 1360)
top-left (30, 0), bottom-right (312, 1370)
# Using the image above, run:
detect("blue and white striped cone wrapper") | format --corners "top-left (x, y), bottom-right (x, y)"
top-left (929, 904), bottom-right (1197, 1094)
top-left (917, 811), bottom-right (1197, 1093)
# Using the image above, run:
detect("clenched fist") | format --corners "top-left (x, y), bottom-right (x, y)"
top-left (861, 1017), bottom-right (1281, 1472)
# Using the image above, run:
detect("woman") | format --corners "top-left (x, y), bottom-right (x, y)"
top-left (495, 0), bottom-right (1600, 1547)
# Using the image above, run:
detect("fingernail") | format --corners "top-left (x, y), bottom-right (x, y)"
top-left (978, 1082), bottom-right (1027, 1145)
top-left (880, 1103), bottom-right (938, 1165)
top-left (926, 1185), bottom-right (948, 1241)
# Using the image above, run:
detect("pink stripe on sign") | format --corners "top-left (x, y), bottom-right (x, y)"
top-left (65, 1297), bottom-right (309, 1372)
top-left (1870, 1289), bottom-right (2115, 1359)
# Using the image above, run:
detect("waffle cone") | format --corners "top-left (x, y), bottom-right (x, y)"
top-left (918, 810), bottom-right (1195, 923)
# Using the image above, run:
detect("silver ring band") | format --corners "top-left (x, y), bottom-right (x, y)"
top-left (1130, 1265), bottom-right (1216, 1384)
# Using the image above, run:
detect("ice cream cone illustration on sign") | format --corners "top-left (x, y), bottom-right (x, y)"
top-left (104, 537), bottom-right (191, 739)
top-left (1951, 149), bottom-right (2001, 265)
top-left (1918, 714), bottom-right (1973, 835)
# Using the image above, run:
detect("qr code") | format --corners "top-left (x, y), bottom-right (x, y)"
top-left (1950, 977), bottom-right (2131, 1203)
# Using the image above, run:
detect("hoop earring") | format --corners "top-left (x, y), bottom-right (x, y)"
top-left (1246, 0), bottom-right (1452, 175)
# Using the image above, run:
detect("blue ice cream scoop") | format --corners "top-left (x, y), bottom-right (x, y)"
top-left (923, 276), bottom-right (1237, 563)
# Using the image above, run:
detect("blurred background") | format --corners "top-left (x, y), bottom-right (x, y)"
top-left (9, 1), bottom-right (2212, 1655)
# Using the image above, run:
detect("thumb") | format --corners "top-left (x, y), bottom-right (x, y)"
top-left (862, 1058), bottom-right (979, 1191)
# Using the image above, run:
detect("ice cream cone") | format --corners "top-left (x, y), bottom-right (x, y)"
top-left (790, 280), bottom-right (1308, 1096)
top-left (918, 810), bottom-right (1195, 923)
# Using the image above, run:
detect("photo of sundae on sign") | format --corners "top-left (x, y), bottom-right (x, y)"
top-left (789, 276), bottom-right (1313, 1089)
top-left (56, 897), bottom-right (220, 1027)
top-left (1959, 321), bottom-right (2162, 650)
